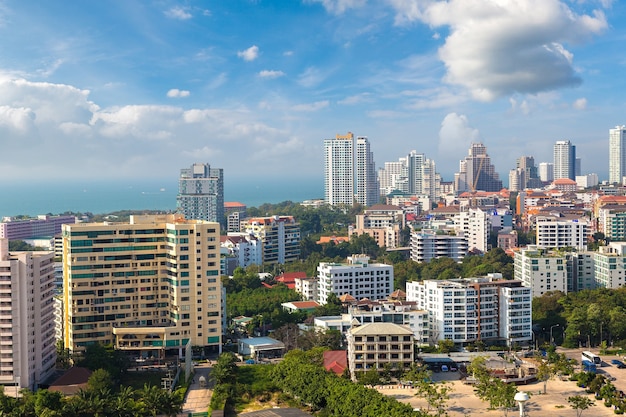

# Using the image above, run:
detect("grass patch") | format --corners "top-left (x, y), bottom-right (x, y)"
top-left (120, 370), bottom-right (168, 389)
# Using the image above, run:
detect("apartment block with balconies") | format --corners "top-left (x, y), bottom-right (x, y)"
top-left (347, 322), bottom-right (414, 381)
top-left (62, 214), bottom-right (222, 357)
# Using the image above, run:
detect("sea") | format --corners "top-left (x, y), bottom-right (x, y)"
top-left (0, 177), bottom-right (324, 217)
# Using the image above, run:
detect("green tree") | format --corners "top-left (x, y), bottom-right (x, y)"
top-left (535, 359), bottom-right (554, 394)
top-left (568, 395), bottom-right (595, 417)
top-left (211, 352), bottom-right (238, 385)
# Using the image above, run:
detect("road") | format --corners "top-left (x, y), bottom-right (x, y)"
top-left (559, 347), bottom-right (626, 393)
top-left (180, 362), bottom-right (213, 416)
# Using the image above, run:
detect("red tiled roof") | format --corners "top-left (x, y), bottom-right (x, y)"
top-left (323, 350), bottom-right (348, 375)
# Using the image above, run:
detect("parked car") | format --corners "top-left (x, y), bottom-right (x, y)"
top-left (611, 359), bottom-right (626, 368)
top-left (441, 365), bottom-right (449, 372)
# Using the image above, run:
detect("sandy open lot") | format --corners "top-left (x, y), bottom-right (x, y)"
top-left (376, 377), bottom-right (615, 416)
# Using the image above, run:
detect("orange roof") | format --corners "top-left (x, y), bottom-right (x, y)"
top-left (224, 201), bottom-right (246, 208)
top-left (339, 294), bottom-right (356, 302)
top-left (553, 178), bottom-right (577, 185)
top-left (317, 236), bottom-right (350, 244)
top-left (289, 301), bottom-right (320, 309)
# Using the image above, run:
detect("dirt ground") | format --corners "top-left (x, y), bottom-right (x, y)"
top-left (376, 377), bottom-right (615, 417)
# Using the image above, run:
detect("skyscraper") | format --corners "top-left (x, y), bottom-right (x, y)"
top-left (355, 136), bottom-right (379, 206)
top-left (324, 133), bottom-right (378, 206)
top-left (454, 143), bottom-right (502, 193)
top-left (609, 125), bottom-right (626, 184)
top-left (177, 163), bottom-right (224, 225)
top-left (553, 140), bottom-right (576, 180)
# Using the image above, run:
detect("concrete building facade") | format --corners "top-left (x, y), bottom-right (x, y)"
top-left (410, 232), bottom-right (468, 263)
top-left (0, 239), bottom-right (56, 391)
top-left (62, 214), bottom-right (222, 356)
top-left (177, 163), bottom-right (224, 224)
top-left (407, 277), bottom-right (532, 347)
top-left (316, 255), bottom-right (393, 305)
top-left (240, 216), bottom-right (300, 265)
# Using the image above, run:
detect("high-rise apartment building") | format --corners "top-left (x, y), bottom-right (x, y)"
top-left (0, 239), bottom-right (56, 391)
top-left (553, 140), bottom-right (576, 180)
top-left (454, 143), bottom-right (502, 193)
top-left (355, 136), bottom-right (379, 206)
top-left (240, 216), bottom-right (300, 265)
top-left (378, 152), bottom-right (440, 201)
top-left (324, 133), bottom-right (379, 206)
top-left (177, 163), bottom-right (224, 225)
top-left (609, 126), bottom-right (626, 184)
top-left (62, 214), bottom-right (222, 356)
top-left (410, 232), bottom-right (468, 263)
top-left (538, 162), bottom-right (554, 183)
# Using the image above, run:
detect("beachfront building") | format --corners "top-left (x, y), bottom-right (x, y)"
top-left (407, 277), bottom-right (532, 347)
top-left (240, 216), bottom-right (300, 265)
top-left (316, 255), bottom-right (393, 305)
top-left (0, 239), bottom-right (57, 391)
top-left (177, 163), bottom-right (224, 225)
top-left (346, 322), bottom-right (414, 381)
top-left (62, 214), bottom-right (223, 356)
top-left (0, 215), bottom-right (76, 242)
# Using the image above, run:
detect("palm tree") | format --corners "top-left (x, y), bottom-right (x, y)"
top-left (160, 388), bottom-right (185, 417)
top-left (139, 384), bottom-right (166, 417)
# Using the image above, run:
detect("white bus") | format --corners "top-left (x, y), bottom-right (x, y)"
top-left (582, 351), bottom-right (601, 366)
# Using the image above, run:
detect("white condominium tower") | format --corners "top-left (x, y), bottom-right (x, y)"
top-left (177, 163), bottom-right (224, 225)
top-left (324, 132), bottom-right (379, 207)
top-left (609, 126), bottom-right (626, 184)
top-left (0, 239), bottom-right (57, 391)
top-left (553, 140), bottom-right (576, 180)
top-left (62, 214), bottom-right (222, 356)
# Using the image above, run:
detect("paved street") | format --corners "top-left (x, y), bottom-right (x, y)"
top-left (181, 362), bottom-right (213, 415)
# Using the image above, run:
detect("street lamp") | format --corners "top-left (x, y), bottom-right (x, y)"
top-left (514, 391), bottom-right (529, 417)
top-left (550, 324), bottom-right (560, 345)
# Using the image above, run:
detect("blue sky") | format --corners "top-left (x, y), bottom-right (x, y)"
top-left (0, 0), bottom-right (624, 184)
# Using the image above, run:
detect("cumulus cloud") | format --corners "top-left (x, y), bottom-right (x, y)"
top-left (258, 70), bottom-right (285, 79)
top-left (166, 89), bottom-right (190, 98)
top-left (237, 45), bottom-right (259, 62)
top-left (0, 75), bottom-right (319, 181)
top-left (573, 97), bottom-right (587, 110)
top-left (388, 0), bottom-right (609, 101)
top-left (509, 97), bottom-right (531, 115)
top-left (164, 6), bottom-right (192, 20)
top-left (438, 113), bottom-right (480, 157)
top-left (305, 0), bottom-right (367, 14)
top-left (292, 100), bottom-right (330, 112)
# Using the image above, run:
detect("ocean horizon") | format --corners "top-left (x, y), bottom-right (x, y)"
top-left (0, 177), bottom-right (324, 218)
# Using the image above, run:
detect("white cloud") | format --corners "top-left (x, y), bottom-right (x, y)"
top-left (0, 105), bottom-right (36, 133)
top-left (388, 0), bottom-right (608, 101)
top-left (509, 97), bottom-right (531, 115)
top-left (338, 93), bottom-right (372, 105)
top-left (258, 70), bottom-right (285, 79)
top-left (292, 100), bottom-right (330, 112)
top-left (298, 67), bottom-right (324, 88)
top-left (306, 0), bottom-right (367, 14)
top-left (573, 97), bottom-right (588, 110)
top-left (237, 45), bottom-right (259, 62)
top-left (166, 89), bottom-right (191, 98)
top-left (283, 51), bottom-right (294, 56)
top-left (438, 113), bottom-right (480, 157)
top-left (164, 6), bottom-right (192, 20)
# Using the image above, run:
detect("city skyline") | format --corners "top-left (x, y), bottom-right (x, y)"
top-left (1, 1), bottom-right (625, 183)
